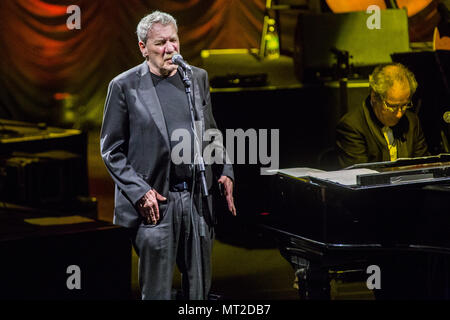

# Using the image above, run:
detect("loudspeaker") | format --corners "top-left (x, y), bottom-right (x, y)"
top-left (294, 9), bottom-right (410, 82)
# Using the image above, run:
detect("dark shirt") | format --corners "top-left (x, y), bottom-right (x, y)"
top-left (151, 71), bottom-right (193, 184)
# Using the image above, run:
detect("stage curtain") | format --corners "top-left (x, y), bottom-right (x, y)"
top-left (0, 0), bottom-right (264, 127)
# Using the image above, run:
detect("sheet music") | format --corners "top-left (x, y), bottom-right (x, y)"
top-left (310, 168), bottom-right (379, 186)
top-left (275, 167), bottom-right (379, 186)
top-left (270, 167), bottom-right (326, 178)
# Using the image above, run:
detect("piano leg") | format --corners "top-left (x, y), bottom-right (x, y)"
top-left (292, 264), bottom-right (332, 299)
top-left (303, 264), bottom-right (331, 300)
top-left (284, 252), bottom-right (330, 299)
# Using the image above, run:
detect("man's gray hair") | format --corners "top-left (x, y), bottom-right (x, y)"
top-left (136, 11), bottom-right (177, 43)
top-left (369, 63), bottom-right (418, 100)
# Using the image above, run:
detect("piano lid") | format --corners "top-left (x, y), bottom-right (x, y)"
top-left (347, 153), bottom-right (450, 188)
top-left (277, 154), bottom-right (450, 190)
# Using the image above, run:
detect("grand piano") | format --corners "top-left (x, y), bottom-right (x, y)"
top-left (262, 154), bottom-right (450, 299)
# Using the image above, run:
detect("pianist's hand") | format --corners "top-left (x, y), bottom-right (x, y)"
top-left (218, 175), bottom-right (236, 216)
top-left (138, 189), bottom-right (167, 224)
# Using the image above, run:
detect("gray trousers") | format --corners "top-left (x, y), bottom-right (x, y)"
top-left (131, 190), bottom-right (213, 300)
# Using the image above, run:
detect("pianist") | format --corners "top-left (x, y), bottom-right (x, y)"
top-left (335, 63), bottom-right (430, 168)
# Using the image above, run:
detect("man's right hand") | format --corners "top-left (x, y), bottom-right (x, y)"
top-left (137, 189), bottom-right (167, 225)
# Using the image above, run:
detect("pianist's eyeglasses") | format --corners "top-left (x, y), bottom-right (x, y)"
top-left (382, 100), bottom-right (413, 113)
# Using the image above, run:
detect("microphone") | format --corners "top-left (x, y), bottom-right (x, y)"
top-left (444, 111), bottom-right (450, 123)
top-left (172, 54), bottom-right (192, 71)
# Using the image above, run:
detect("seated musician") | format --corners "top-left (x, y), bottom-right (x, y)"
top-left (335, 63), bottom-right (430, 168)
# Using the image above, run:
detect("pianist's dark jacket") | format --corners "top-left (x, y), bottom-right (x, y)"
top-left (336, 96), bottom-right (430, 168)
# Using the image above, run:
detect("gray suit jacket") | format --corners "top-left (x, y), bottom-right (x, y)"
top-left (100, 61), bottom-right (233, 228)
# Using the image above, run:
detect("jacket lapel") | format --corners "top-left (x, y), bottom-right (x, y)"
top-left (137, 62), bottom-right (170, 150)
top-left (191, 69), bottom-right (205, 133)
top-left (178, 67), bottom-right (205, 143)
top-left (363, 98), bottom-right (390, 160)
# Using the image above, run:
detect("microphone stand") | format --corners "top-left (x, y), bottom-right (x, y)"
top-left (180, 67), bottom-right (209, 197)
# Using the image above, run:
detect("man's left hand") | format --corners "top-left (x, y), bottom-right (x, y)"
top-left (218, 175), bottom-right (236, 216)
